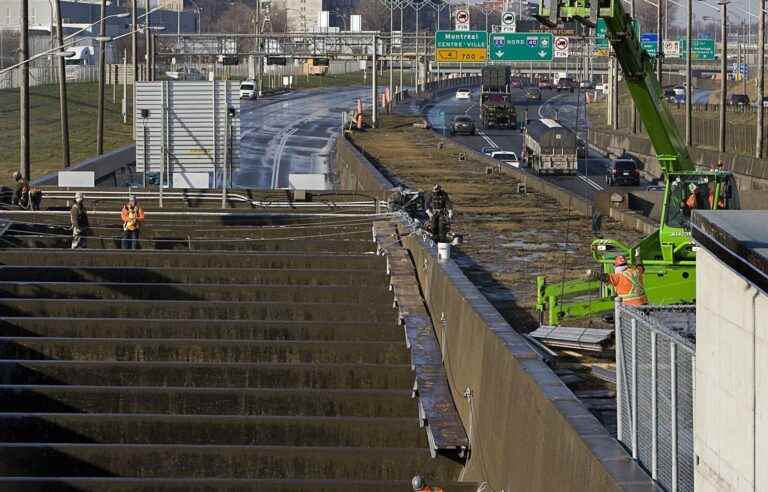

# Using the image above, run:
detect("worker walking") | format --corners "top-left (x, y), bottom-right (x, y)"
top-left (585, 255), bottom-right (647, 306)
top-left (412, 475), bottom-right (445, 492)
top-left (426, 184), bottom-right (453, 243)
top-left (70, 192), bottom-right (89, 249)
top-left (121, 196), bottom-right (145, 250)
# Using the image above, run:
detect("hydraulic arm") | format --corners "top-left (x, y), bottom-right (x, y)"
top-left (533, 0), bottom-right (738, 325)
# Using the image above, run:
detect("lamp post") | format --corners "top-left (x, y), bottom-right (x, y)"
top-left (686, 0), bottom-right (692, 146)
top-left (756, 0), bottom-right (765, 157)
top-left (54, 0), bottom-right (70, 167)
top-left (718, 1), bottom-right (728, 153)
top-left (97, 0), bottom-right (107, 156)
top-left (20, 0), bottom-right (30, 180)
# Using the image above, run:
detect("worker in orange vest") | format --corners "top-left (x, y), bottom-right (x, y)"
top-left (586, 255), bottom-right (647, 306)
top-left (120, 196), bottom-right (145, 250)
top-left (412, 475), bottom-right (445, 492)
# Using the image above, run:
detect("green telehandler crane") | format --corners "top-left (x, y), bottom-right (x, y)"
top-left (533, 0), bottom-right (739, 326)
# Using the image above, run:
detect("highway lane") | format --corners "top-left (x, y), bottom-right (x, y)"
top-left (236, 87), bottom-right (370, 189)
top-left (425, 87), bottom-right (652, 200)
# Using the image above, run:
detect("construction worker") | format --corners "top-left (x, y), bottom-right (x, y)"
top-left (120, 196), bottom-right (145, 250)
top-left (412, 475), bottom-right (445, 492)
top-left (585, 255), bottom-right (647, 306)
top-left (70, 192), bottom-right (89, 249)
top-left (426, 184), bottom-right (453, 243)
top-left (11, 172), bottom-right (43, 210)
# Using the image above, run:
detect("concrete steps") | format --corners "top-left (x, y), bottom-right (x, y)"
top-left (0, 214), bottom-right (468, 488)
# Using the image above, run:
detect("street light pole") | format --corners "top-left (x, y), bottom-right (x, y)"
top-left (96, 0), bottom-right (107, 156)
top-left (657, 0), bottom-right (663, 84)
top-left (631, 0), bottom-right (638, 133)
top-left (718, 0), bottom-right (728, 153)
top-left (257, 0), bottom-right (263, 96)
top-left (756, 0), bottom-right (765, 158)
top-left (20, 0), bottom-right (30, 180)
top-left (54, 0), bottom-right (70, 167)
top-left (145, 0), bottom-right (152, 81)
top-left (686, 0), bottom-right (692, 146)
top-left (372, 34), bottom-right (378, 127)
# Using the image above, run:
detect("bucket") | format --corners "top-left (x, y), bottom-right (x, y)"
top-left (437, 242), bottom-right (451, 261)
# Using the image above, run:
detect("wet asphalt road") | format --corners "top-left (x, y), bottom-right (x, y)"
top-left (235, 87), bottom-right (371, 189)
top-left (425, 87), bottom-right (653, 200)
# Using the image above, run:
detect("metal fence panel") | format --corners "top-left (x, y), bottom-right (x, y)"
top-left (135, 81), bottom-right (241, 188)
top-left (616, 304), bottom-right (696, 492)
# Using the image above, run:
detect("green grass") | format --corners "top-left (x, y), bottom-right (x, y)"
top-left (0, 82), bottom-right (134, 187)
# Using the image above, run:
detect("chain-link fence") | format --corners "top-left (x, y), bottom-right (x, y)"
top-left (616, 304), bottom-right (696, 492)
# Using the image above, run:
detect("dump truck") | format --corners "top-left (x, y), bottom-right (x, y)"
top-left (524, 118), bottom-right (578, 175)
top-left (479, 66), bottom-right (517, 129)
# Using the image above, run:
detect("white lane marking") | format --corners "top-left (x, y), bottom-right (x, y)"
top-left (476, 130), bottom-right (498, 149)
top-left (272, 128), bottom-right (298, 188)
top-left (538, 93), bottom-right (565, 119)
top-left (578, 174), bottom-right (604, 191)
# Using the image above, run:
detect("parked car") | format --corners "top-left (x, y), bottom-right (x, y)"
top-left (490, 150), bottom-right (521, 168)
top-left (673, 85), bottom-right (686, 97)
top-left (729, 94), bottom-right (750, 106)
top-left (451, 115), bottom-right (476, 136)
top-left (240, 80), bottom-right (257, 99)
top-left (663, 88), bottom-right (677, 103)
top-left (556, 78), bottom-right (576, 92)
top-left (537, 78), bottom-right (553, 90)
top-left (455, 88), bottom-right (472, 100)
top-left (579, 80), bottom-right (594, 89)
top-left (606, 158), bottom-right (641, 186)
top-left (526, 88), bottom-right (542, 101)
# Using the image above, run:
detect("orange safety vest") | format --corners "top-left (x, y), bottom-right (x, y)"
top-left (121, 205), bottom-right (145, 231)
top-left (608, 267), bottom-right (647, 306)
top-left (417, 488), bottom-right (445, 492)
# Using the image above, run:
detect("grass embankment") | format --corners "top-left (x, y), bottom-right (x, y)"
top-left (350, 114), bottom-right (642, 331)
top-left (0, 82), bottom-right (134, 187)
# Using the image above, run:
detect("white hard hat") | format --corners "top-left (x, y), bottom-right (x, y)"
top-left (412, 475), bottom-right (424, 490)
top-left (74, 192), bottom-right (83, 200)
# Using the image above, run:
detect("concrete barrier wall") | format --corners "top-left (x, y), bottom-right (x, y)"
top-left (335, 137), bottom-right (394, 191)
top-left (33, 145), bottom-right (137, 188)
top-left (402, 232), bottom-right (656, 491)
top-left (589, 128), bottom-right (768, 191)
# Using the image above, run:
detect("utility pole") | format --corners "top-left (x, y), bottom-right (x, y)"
top-left (96, 0), bottom-right (107, 155)
top-left (756, 0), bottom-right (765, 158)
top-left (132, 0), bottom-right (138, 83)
top-left (256, 0), bottom-right (263, 96)
top-left (399, 5), bottom-right (404, 96)
top-left (685, 0), bottom-right (692, 147)
top-left (145, 0), bottom-right (152, 81)
top-left (54, 0), bottom-right (71, 167)
top-left (657, 0), bottom-right (663, 85)
top-left (718, 0), bottom-right (728, 153)
top-left (20, 0), bottom-right (30, 180)
top-left (372, 34), bottom-right (378, 127)
top-left (631, 0), bottom-right (638, 133)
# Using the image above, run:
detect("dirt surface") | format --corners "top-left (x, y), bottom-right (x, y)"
top-left (351, 114), bottom-right (644, 333)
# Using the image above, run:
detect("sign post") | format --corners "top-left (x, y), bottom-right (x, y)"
top-left (488, 32), bottom-right (553, 61)
top-left (435, 31), bottom-right (488, 62)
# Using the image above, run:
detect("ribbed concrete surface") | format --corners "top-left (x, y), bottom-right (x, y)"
top-left (0, 214), bottom-right (470, 491)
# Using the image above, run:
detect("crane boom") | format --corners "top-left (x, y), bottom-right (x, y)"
top-left (537, 0), bottom-right (694, 172)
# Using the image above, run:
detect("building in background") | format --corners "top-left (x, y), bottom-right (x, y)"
top-left (275, 0), bottom-right (358, 32)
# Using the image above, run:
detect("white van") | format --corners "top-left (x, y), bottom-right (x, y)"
top-left (240, 80), bottom-right (257, 99)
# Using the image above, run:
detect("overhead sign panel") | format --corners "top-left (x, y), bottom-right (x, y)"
top-left (488, 32), bottom-right (553, 61)
top-left (455, 9), bottom-right (470, 31)
top-left (675, 39), bottom-right (716, 60)
top-left (435, 31), bottom-right (487, 62)
top-left (554, 36), bottom-right (569, 58)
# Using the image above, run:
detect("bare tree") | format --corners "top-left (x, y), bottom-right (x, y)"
top-left (355, 0), bottom-right (391, 32)
top-left (210, 3), bottom-right (258, 33)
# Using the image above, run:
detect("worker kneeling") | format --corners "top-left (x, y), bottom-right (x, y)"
top-left (121, 197), bottom-right (145, 250)
top-left (585, 255), bottom-right (647, 306)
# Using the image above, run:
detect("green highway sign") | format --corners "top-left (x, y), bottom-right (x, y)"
top-left (595, 18), bottom-right (640, 49)
top-left (676, 39), bottom-right (716, 60)
top-left (435, 31), bottom-right (488, 62)
top-left (488, 32), bottom-right (553, 61)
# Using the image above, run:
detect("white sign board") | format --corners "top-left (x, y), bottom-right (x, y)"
top-left (350, 14), bottom-right (362, 32)
top-left (173, 172), bottom-right (211, 189)
top-left (501, 11), bottom-right (516, 32)
top-left (455, 9), bottom-right (470, 31)
top-left (58, 171), bottom-right (95, 188)
top-left (289, 173), bottom-right (328, 190)
top-left (319, 11), bottom-right (330, 31)
top-left (554, 36), bottom-right (569, 58)
top-left (663, 40), bottom-right (680, 57)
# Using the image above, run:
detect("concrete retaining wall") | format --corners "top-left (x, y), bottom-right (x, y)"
top-left (335, 137), bottom-right (394, 191)
top-left (402, 232), bottom-right (657, 491)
